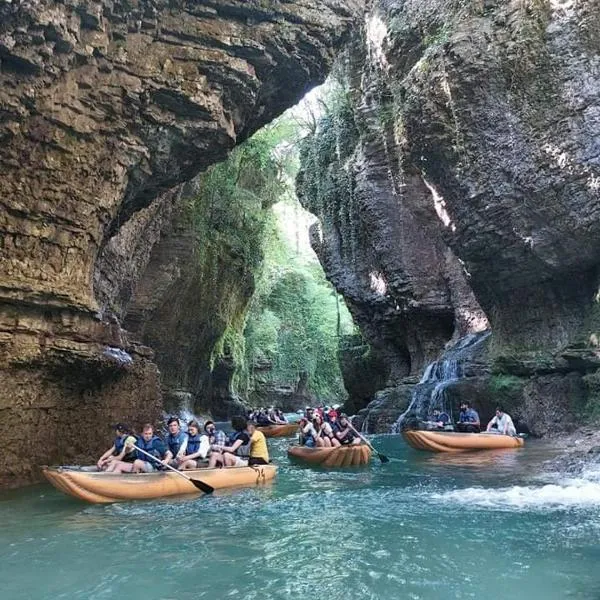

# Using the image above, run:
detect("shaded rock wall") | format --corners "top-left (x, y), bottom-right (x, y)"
top-left (298, 0), bottom-right (600, 431)
top-left (0, 0), bottom-right (363, 485)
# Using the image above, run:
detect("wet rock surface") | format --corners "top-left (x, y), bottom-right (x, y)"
top-left (0, 0), bottom-right (363, 486)
top-left (298, 1), bottom-right (600, 433)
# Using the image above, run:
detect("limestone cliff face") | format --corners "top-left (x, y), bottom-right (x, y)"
top-left (0, 0), bottom-right (362, 486)
top-left (298, 0), bottom-right (600, 431)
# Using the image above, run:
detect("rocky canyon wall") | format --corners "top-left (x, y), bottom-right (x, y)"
top-left (0, 0), bottom-right (363, 486)
top-left (298, 0), bottom-right (600, 433)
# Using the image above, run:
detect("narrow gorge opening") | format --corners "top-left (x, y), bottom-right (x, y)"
top-left (118, 84), bottom-right (364, 421)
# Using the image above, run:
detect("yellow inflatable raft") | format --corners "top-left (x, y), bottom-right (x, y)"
top-left (287, 444), bottom-right (372, 467)
top-left (42, 465), bottom-right (277, 504)
top-left (402, 430), bottom-right (525, 453)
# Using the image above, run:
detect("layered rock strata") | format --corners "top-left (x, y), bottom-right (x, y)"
top-left (0, 0), bottom-right (362, 486)
top-left (298, 0), bottom-right (600, 431)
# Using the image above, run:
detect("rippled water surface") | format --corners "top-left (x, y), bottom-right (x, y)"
top-left (2, 436), bottom-right (600, 600)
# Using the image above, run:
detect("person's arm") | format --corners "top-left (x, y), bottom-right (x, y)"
top-left (162, 450), bottom-right (173, 464)
top-left (97, 445), bottom-right (116, 468)
top-left (219, 439), bottom-right (243, 454)
top-left (184, 436), bottom-right (211, 461)
top-left (335, 427), bottom-right (349, 440)
top-left (175, 435), bottom-right (188, 459)
top-left (486, 416), bottom-right (496, 432)
top-left (112, 438), bottom-right (134, 462)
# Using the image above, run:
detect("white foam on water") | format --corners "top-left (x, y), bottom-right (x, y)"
top-left (433, 477), bottom-right (600, 511)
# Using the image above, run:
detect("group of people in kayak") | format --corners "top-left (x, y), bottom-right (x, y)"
top-left (97, 416), bottom-right (269, 474)
top-left (297, 407), bottom-right (361, 448)
top-left (246, 407), bottom-right (288, 426)
top-left (426, 402), bottom-right (517, 436)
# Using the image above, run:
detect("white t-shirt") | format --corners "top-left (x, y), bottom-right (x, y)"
top-left (197, 435), bottom-right (212, 459)
top-left (490, 413), bottom-right (516, 435)
top-left (302, 423), bottom-right (317, 438)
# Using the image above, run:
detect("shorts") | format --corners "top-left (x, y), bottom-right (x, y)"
top-left (233, 456), bottom-right (248, 467)
top-left (304, 438), bottom-right (316, 448)
top-left (248, 457), bottom-right (268, 466)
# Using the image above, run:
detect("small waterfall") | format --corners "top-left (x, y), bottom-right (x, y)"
top-left (392, 330), bottom-right (491, 433)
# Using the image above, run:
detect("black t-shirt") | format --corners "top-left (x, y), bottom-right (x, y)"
top-left (232, 431), bottom-right (250, 453)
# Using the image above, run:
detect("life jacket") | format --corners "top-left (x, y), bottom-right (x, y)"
top-left (167, 431), bottom-right (187, 455)
top-left (186, 433), bottom-right (202, 455)
top-left (113, 434), bottom-right (126, 456)
top-left (136, 435), bottom-right (165, 464)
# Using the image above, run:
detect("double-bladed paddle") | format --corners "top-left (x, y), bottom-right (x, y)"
top-left (348, 423), bottom-right (390, 463)
top-left (133, 445), bottom-right (214, 494)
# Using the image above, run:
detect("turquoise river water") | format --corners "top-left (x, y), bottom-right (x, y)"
top-left (1, 436), bottom-right (600, 600)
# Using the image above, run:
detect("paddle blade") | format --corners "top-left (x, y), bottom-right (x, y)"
top-left (190, 478), bottom-right (214, 494)
top-left (378, 453), bottom-right (390, 464)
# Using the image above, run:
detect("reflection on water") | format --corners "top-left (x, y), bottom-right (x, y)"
top-left (0, 436), bottom-right (599, 600)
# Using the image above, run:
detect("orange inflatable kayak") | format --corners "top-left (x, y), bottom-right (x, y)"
top-left (402, 430), bottom-right (525, 452)
top-left (287, 444), bottom-right (372, 467)
top-left (42, 464), bottom-right (277, 503)
top-left (257, 423), bottom-right (298, 437)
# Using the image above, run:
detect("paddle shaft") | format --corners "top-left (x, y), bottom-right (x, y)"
top-left (133, 445), bottom-right (214, 494)
top-left (348, 423), bottom-right (389, 463)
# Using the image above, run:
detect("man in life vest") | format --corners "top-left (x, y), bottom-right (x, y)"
top-left (178, 420), bottom-right (211, 470)
top-left (132, 424), bottom-right (167, 473)
top-left (163, 416), bottom-right (188, 468)
top-left (456, 402), bottom-right (481, 433)
top-left (96, 423), bottom-right (137, 471)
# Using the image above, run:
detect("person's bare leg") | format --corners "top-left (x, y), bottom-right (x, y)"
top-left (223, 453), bottom-right (237, 467)
top-left (180, 459), bottom-right (197, 470)
top-left (208, 452), bottom-right (223, 468)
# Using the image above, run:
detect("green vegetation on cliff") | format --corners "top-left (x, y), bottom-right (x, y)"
top-left (244, 209), bottom-right (354, 400)
top-left (297, 81), bottom-right (362, 261)
top-left (189, 111), bottom-right (354, 402)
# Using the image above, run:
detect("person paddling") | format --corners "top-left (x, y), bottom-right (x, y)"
top-left (486, 406), bottom-right (517, 436)
top-left (334, 414), bottom-right (361, 446)
top-left (132, 424), bottom-right (167, 473)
